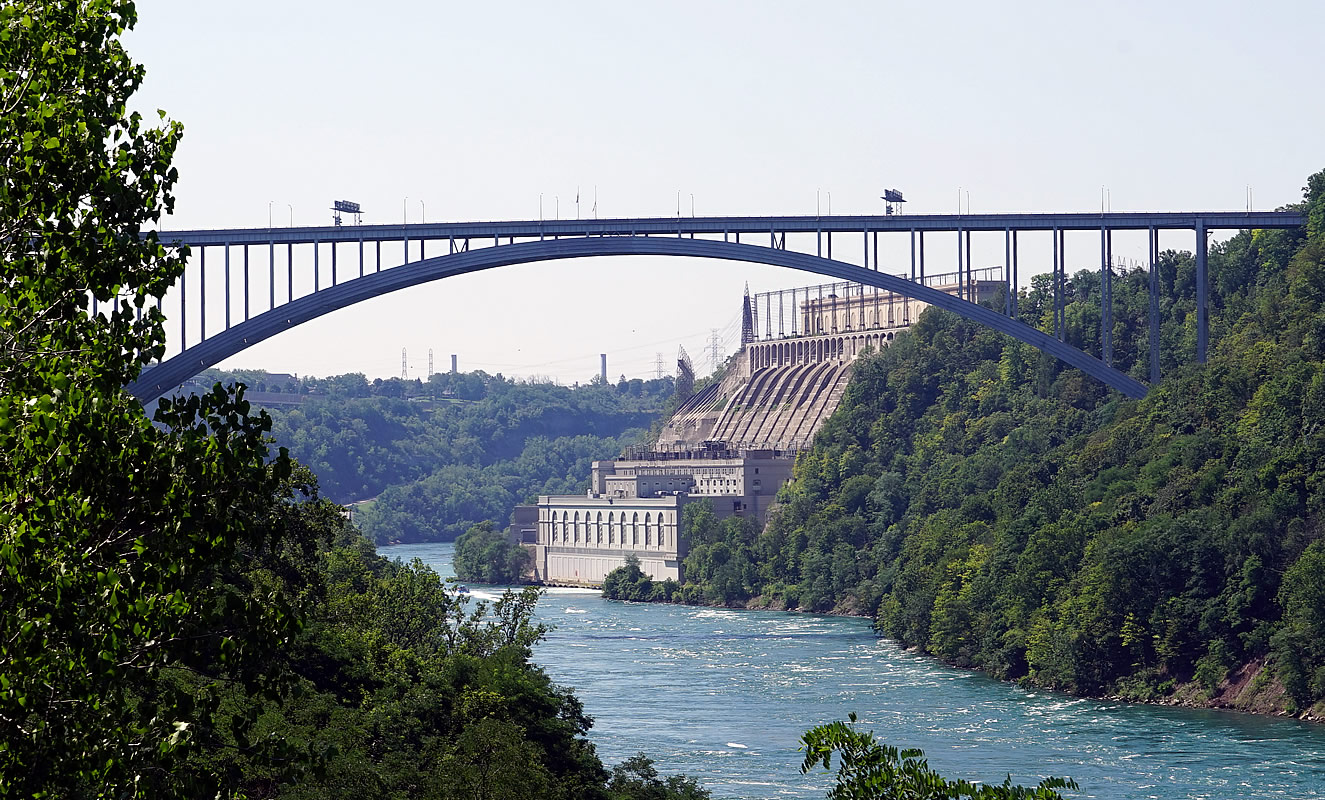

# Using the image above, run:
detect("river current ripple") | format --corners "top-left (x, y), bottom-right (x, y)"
top-left (385, 543), bottom-right (1325, 799)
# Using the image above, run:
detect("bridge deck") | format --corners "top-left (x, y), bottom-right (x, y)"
top-left (152, 211), bottom-right (1305, 247)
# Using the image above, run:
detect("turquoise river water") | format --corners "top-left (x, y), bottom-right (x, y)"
top-left (384, 542), bottom-right (1324, 799)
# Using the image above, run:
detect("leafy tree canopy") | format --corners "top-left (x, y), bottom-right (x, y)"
top-left (0, 2), bottom-right (308, 793)
top-left (802, 714), bottom-right (1076, 800)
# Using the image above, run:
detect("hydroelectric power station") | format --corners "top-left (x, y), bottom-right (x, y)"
top-left (523, 269), bottom-right (1002, 586)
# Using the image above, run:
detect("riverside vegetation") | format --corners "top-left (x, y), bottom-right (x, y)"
top-left (606, 171), bottom-right (1325, 720)
top-left (0, 4), bottom-right (1064, 796)
top-left (0, 1), bottom-right (1300, 795)
top-left (0, 2), bottom-right (714, 796)
top-left (200, 367), bottom-right (672, 544)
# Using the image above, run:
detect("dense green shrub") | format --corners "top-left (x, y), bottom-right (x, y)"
top-left (454, 520), bottom-right (531, 584)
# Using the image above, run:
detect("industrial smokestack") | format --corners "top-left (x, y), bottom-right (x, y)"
top-left (450, 354), bottom-right (457, 374)
top-left (600, 354), bottom-right (607, 383)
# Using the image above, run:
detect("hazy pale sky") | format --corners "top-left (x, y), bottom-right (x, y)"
top-left (127, 0), bottom-right (1324, 382)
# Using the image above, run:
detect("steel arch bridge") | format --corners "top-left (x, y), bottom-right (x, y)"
top-left (127, 210), bottom-right (1305, 403)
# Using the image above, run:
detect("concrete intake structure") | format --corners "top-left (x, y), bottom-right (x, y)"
top-left (523, 270), bottom-right (1000, 586)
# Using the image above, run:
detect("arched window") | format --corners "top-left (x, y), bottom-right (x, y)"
top-left (644, 513), bottom-right (652, 545)
top-left (631, 512), bottom-right (639, 545)
top-left (608, 512), bottom-right (617, 544)
top-left (573, 511), bottom-right (581, 543)
top-left (596, 512), bottom-right (604, 544)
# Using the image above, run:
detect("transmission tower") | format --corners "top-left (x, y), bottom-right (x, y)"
top-left (428, 349), bottom-right (434, 379)
top-left (401, 348), bottom-right (408, 380)
top-left (655, 352), bottom-right (665, 380)
top-left (708, 328), bottom-right (723, 373)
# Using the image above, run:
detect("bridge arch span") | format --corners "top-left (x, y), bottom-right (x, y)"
top-left (129, 236), bottom-right (1148, 401)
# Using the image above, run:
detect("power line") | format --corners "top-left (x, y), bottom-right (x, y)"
top-left (452, 314), bottom-right (743, 372)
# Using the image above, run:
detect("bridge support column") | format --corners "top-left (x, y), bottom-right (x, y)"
top-left (964, 230), bottom-right (972, 302)
top-left (1057, 229), bottom-right (1066, 341)
top-left (199, 247), bottom-right (205, 342)
top-left (909, 229), bottom-right (915, 280)
top-left (1012, 229), bottom-right (1019, 318)
top-left (918, 231), bottom-right (925, 280)
top-left (1004, 228), bottom-right (1011, 315)
top-left (1149, 226), bottom-right (1160, 384)
top-left (313, 239), bottom-right (319, 293)
top-left (956, 228), bottom-right (964, 299)
top-left (1101, 228), bottom-right (1112, 366)
top-left (1051, 229), bottom-right (1059, 338)
top-left (269, 239), bottom-right (275, 310)
top-left (224, 245), bottom-right (230, 329)
top-left (244, 244), bottom-right (250, 322)
top-left (1196, 222), bottom-right (1208, 362)
top-left (180, 260), bottom-right (186, 350)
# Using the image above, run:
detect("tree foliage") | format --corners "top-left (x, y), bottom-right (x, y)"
top-left (0, 4), bottom-right (707, 795)
top-left (454, 520), bottom-right (531, 584)
top-left (668, 172), bottom-right (1325, 714)
top-left (0, 1), bottom-right (319, 794)
top-left (801, 714), bottom-right (1076, 800)
top-left (199, 368), bottom-right (672, 543)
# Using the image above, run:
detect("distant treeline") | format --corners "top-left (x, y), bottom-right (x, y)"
top-left (614, 172), bottom-right (1325, 716)
top-left (197, 369), bottom-right (675, 543)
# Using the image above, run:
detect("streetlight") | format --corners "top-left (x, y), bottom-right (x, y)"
top-left (420, 199), bottom-right (425, 223)
top-left (287, 204), bottom-right (292, 227)
top-left (403, 197), bottom-right (408, 224)
top-left (268, 200), bottom-right (273, 228)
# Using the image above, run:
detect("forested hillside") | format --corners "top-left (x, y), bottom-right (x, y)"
top-left (201, 370), bottom-right (672, 543)
top-left (670, 172), bottom-right (1325, 717)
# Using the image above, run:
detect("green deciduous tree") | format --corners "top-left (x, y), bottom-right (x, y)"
top-left (0, 2), bottom-right (303, 794)
top-left (801, 715), bottom-right (1076, 800)
top-left (454, 520), bottom-right (531, 584)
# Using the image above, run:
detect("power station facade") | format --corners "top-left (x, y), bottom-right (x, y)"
top-left (522, 269), bottom-right (1001, 586)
